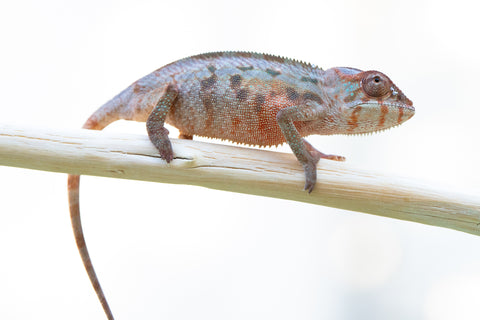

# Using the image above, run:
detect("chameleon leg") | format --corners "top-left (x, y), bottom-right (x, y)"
top-left (178, 132), bottom-right (193, 140)
top-left (146, 85), bottom-right (179, 162)
top-left (303, 140), bottom-right (345, 162)
top-left (276, 102), bottom-right (333, 192)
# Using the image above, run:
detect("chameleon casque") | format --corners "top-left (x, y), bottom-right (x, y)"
top-left (67, 51), bottom-right (414, 319)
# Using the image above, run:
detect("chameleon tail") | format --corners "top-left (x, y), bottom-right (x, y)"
top-left (68, 174), bottom-right (114, 320)
top-left (67, 91), bottom-right (131, 320)
top-left (82, 91), bottom-right (128, 130)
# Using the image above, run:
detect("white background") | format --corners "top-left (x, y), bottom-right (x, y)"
top-left (1, 0), bottom-right (480, 319)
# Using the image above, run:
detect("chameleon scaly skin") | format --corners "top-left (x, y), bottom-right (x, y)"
top-left (67, 52), bottom-right (414, 319)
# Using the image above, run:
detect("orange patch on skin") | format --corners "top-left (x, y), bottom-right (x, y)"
top-left (347, 106), bottom-right (362, 130)
top-left (266, 80), bottom-right (296, 107)
top-left (258, 112), bottom-right (269, 134)
top-left (325, 115), bottom-right (335, 123)
top-left (232, 117), bottom-right (241, 130)
top-left (397, 107), bottom-right (404, 124)
top-left (257, 109), bottom-right (285, 145)
top-left (378, 104), bottom-right (389, 128)
top-left (83, 117), bottom-right (100, 130)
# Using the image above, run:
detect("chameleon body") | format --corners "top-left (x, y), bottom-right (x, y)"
top-left (67, 52), bottom-right (414, 319)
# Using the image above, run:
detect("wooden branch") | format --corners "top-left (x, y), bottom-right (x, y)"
top-left (1, 124), bottom-right (479, 236)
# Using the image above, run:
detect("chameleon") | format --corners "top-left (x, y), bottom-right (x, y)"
top-left (67, 51), bottom-right (414, 319)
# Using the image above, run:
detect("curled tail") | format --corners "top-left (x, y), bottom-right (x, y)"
top-left (68, 90), bottom-right (132, 320)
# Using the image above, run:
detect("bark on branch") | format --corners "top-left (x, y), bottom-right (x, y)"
top-left (1, 124), bottom-right (479, 236)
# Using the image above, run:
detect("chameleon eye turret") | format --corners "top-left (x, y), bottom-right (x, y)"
top-left (361, 72), bottom-right (392, 98)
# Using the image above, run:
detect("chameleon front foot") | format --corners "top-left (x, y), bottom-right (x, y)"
top-left (302, 139), bottom-right (346, 192)
top-left (314, 152), bottom-right (346, 162)
top-left (303, 139), bottom-right (346, 162)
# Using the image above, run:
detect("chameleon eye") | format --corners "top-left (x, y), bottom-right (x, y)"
top-left (362, 72), bottom-right (391, 97)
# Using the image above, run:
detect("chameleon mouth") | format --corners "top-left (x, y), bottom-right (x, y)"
top-left (393, 103), bottom-right (415, 112)
top-left (342, 101), bottom-right (415, 135)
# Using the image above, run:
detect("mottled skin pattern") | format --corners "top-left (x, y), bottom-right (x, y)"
top-left (67, 52), bottom-right (414, 319)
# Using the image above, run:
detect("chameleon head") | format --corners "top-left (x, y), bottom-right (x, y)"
top-left (327, 67), bottom-right (415, 134)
